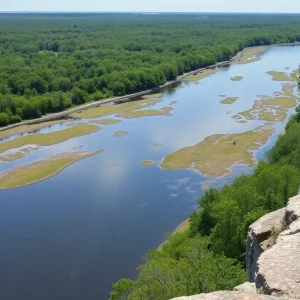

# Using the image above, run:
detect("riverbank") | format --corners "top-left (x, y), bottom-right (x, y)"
top-left (0, 43), bottom-right (281, 135)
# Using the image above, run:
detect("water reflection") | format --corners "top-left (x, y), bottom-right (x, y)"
top-left (0, 45), bottom-right (299, 300)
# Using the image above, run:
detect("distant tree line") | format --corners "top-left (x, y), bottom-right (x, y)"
top-left (109, 107), bottom-right (300, 299)
top-left (1, 14), bottom-right (300, 126)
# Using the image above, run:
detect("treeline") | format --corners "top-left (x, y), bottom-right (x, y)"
top-left (1, 14), bottom-right (300, 125)
top-left (110, 108), bottom-right (300, 300)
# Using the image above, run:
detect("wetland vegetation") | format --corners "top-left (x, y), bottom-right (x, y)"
top-left (0, 123), bottom-right (99, 161)
top-left (113, 131), bottom-right (129, 137)
top-left (230, 76), bottom-right (243, 81)
top-left (71, 98), bottom-right (161, 119)
top-left (90, 119), bottom-right (122, 125)
top-left (233, 83), bottom-right (298, 122)
top-left (161, 126), bottom-right (274, 177)
top-left (220, 97), bottom-right (239, 104)
top-left (117, 107), bottom-right (173, 119)
top-left (141, 160), bottom-right (156, 167)
top-left (0, 151), bottom-right (99, 189)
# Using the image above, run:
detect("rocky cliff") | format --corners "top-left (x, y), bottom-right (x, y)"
top-left (171, 195), bottom-right (300, 300)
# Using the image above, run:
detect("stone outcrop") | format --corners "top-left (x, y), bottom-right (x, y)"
top-left (246, 208), bottom-right (285, 282)
top-left (171, 195), bottom-right (300, 300)
top-left (256, 233), bottom-right (300, 298)
top-left (255, 195), bottom-right (300, 298)
top-left (233, 282), bottom-right (256, 293)
top-left (284, 195), bottom-right (300, 225)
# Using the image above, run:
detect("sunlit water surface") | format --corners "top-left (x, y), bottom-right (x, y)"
top-left (0, 46), bottom-right (299, 300)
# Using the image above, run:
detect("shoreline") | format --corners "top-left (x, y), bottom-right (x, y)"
top-left (1, 42), bottom-right (293, 135)
top-left (0, 151), bottom-right (100, 190)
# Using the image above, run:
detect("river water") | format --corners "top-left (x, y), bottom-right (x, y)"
top-left (0, 45), bottom-right (299, 300)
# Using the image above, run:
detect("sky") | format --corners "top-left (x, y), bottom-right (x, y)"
top-left (1, 0), bottom-right (299, 13)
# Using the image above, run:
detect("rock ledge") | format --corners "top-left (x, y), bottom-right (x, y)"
top-left (171, 195), bottom-right (300, 300)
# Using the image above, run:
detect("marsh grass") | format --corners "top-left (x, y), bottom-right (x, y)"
top-left (161, 126), bottom-right (274, 177)
top-left (113, 131), bottom-right (129, 137)
top-left (230, 76), bottom-right (243, 81)
top-left (141, 160), bottom-right (156, 167)
top-left (117, 107), bottom-right (173, 118)
top-left (236, 46), bottom-right (269, 64)
top-left (71, 98), bottom-right (161, 119)
top-left (91, 119), bottom-right (122, 125)
top-left (0, 151), bottom-right (99, 189)
top-left (0, 120), bottom-right (67, 140)
top-left (183, 69), bottom-right (216, 81)
top-left (233, 83), bottom-right (298, 123)
top-left (220, 97), bottom-right (239, 104)
top-left (0, 123), bottom-right (100, 156)
top-left (266, 71), bottom-right (293, 81)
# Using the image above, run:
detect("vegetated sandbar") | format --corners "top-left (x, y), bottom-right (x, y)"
top-left (220, 97), bottom-right (239, 104)
top-left (183, 68), bottom-right (216, 81)
top-left (0, 119), bottom-right (67, 140)
top-left (235, 46), bottom-right (269, 64)
top-left (0, 146), bottom-right (39, 162)
top-left (233, 84), bottom-right (297, 122)
top-left (141, 160), bottom-right (156, 167)
top-left (113, 131), bottom-right (129, 137)
top-left (0, 151), bottom-right (100, 189)
top-left (91, 119), bottom-right (122, 125)
top-left (0, 123), bottom-right (100, 157)
top-left (161, 125), bottom-right (274, 177)
top-left (230, 76), bottom-right (243, 81)
top-left (117, 107), bottom-right (173, 118)
top-left (71, 98), bottom-right (161, 119)
top-left (266, 70), bottom-right (293, 81)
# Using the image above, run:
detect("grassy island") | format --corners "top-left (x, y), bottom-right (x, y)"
top-left (0, 151), bottom-right (100, 189)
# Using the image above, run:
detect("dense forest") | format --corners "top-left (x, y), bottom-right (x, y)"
top-left (109, 108), bottom-right (300, 299)
top-left (1, 13), bottom-right (300, 125)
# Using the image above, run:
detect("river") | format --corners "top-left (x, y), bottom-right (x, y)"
top-left (0, 45), bottom-right (299, 300)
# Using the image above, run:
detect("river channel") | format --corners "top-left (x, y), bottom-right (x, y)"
top-left (0, 45), bottom-right (299, 300)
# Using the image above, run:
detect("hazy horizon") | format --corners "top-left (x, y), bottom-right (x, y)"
top-left (1, 0), bottom-right (299, 14)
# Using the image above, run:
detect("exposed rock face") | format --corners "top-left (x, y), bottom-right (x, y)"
top-left (255, 196), bottom-right (300, 298)
top-left (170, 291), bottom-right (290, 300)
top-left (233, 282), bottom-right (256, 293)
top-left (256, 233), bottom-right (300, 298)
top-left (171, 195), bottom-right (300, 300)
top-left (284, 195), bottom-right (300, 225)
top-left (246, 208), bottom-right (285, 282)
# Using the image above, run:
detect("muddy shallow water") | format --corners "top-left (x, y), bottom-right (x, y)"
top-left (0, 45), bottom-right (299, 300)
